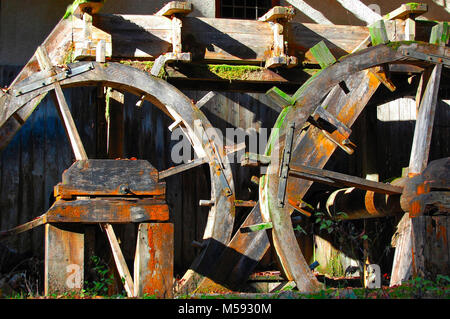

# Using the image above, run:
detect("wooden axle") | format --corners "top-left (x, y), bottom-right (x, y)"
top-left (313, 187), bottom-right (405, 220)
top-left (289, 163), bottom-right (403, 195)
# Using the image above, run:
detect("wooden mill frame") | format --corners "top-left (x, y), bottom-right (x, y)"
top-left (0, 1), bottom-right (448, 296)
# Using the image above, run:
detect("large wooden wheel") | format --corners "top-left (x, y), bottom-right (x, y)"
top-left (0, 60), bottom-right (236, 294)
top-left (259, 42), bottom-right (448, 292)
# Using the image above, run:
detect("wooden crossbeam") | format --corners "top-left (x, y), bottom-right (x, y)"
top-left (266, 87), bottom-right (294, 109)
top-left (284, 0), bottom-right (333, 25)
top-left (336, 0), bottom-right (382, 25)
top-left (155, 1), bottom-right (192, 17)
top-left (159, 142), bottom-right (244, 180)
top-left (384, 3), bottom-right (427, 20)
top-left (289, 163), bottom-right (403, 195)
top-left (258, 6), bottom-right (295, 22)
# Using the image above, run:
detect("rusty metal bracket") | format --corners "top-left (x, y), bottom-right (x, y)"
top-left (240, 152), bottom-right (271, 167)
top-left (14, 62), bottom-right (95, 96)
top-left (277, 122), bottom-right (295, 207)
top-left (151, 2), bottom-right (192, 76)
top-left (400, 48), bottom-right (450, 67)
top-left (259, 6), bottom-right (297, 69)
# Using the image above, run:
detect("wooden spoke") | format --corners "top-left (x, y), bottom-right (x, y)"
top-left (288, 163), bottom-right (403, 194)
top-left (390, 63), bottom-right (443, 286)
top-left (103, 223), bottom-right (135, 297)
top-left (409, 64), bottom-right (442, 175)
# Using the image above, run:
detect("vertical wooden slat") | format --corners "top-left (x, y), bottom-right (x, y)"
top-left (107, 89), bottom-right (124, 159)
top-left (391, 63), bottom-right (442, 286)
top-left (409, 64), bottom-right (442, 174)
top-left (44, 224), bottom-right (84, 295)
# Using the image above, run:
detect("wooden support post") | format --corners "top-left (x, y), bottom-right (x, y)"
top-left (390, 63), bottom-right (442, 286)
top-left (260, 7), bottom-right (297, 68)
top-left (37, 45), bottom-right (88, 296)
top-left (134, 223), bottom-right (174, 298)
top-left (44, 224), bottom-right (84, 295)
top-left (151, 2), bottom-right (192, 76)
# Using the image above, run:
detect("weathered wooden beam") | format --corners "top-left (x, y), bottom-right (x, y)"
top-left (258, 6), bottom-right (295, 22)
top-left (336, 0), bottom-right (382, 25)
top-left (430, 22), bottom-right (449, 46)
top-left (35, 46), bottom-right (88, 161)
top-left (409, 64), bottom-right (442, 175)
top-left (384, 3), bottom-right (428, 20)
top-left (46, 199), bottom-right (169, 223)
top-left (45, 224), bottom-right (84, 295)
top-left (54, 159), bottom-right (165, 199)
top-left (308, 41), bottom-right (336, 69)
top-left (266, 87), bottom-right (295, 109)
top-left (284, 0), bottom-right (333, 25)
top-left (159, 141), bottom-right (244, 180)
top-left (134, 223), bottom-right (174, 298)
top-left (390, 63), bottom-right (442, 287)
top-left (0, 214), bottom-right (47, 240)
top-left (155, 1), bottom-right (192, 17)
top-left (87, 15), bottom-right (369, 64)
top-left (288, 163), bottom-right (403, 194)
top-left (159, 156), bottom-right (208, 180)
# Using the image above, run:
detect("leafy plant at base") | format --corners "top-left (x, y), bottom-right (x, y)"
top-left (84, 255), bottom-right (114, 296)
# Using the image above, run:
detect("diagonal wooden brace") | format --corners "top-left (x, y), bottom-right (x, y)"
top-left (259, 6), bottom-right (297, 69)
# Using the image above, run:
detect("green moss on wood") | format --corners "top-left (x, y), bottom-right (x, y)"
top-left (207, 64), bottom-right (263, 80)
top-left (64, 0), bottom-right (100, 19)
top-left (119, 60), bottom-right (166, 78)
top-left (406, 2), bottom-right (421, 10)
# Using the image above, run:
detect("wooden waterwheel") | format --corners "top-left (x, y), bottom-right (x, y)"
top-left (0, 1), bottom-right (449, 296)
top-left (259, 42), bottom-right (449, 292)
top-left (185, 40), bottom-right (450, 293)
top-left (0, 54), bottom-right (238, 295)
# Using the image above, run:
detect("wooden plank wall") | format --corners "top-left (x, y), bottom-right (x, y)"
top-left (0, 65), bottom-right (449, 279)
